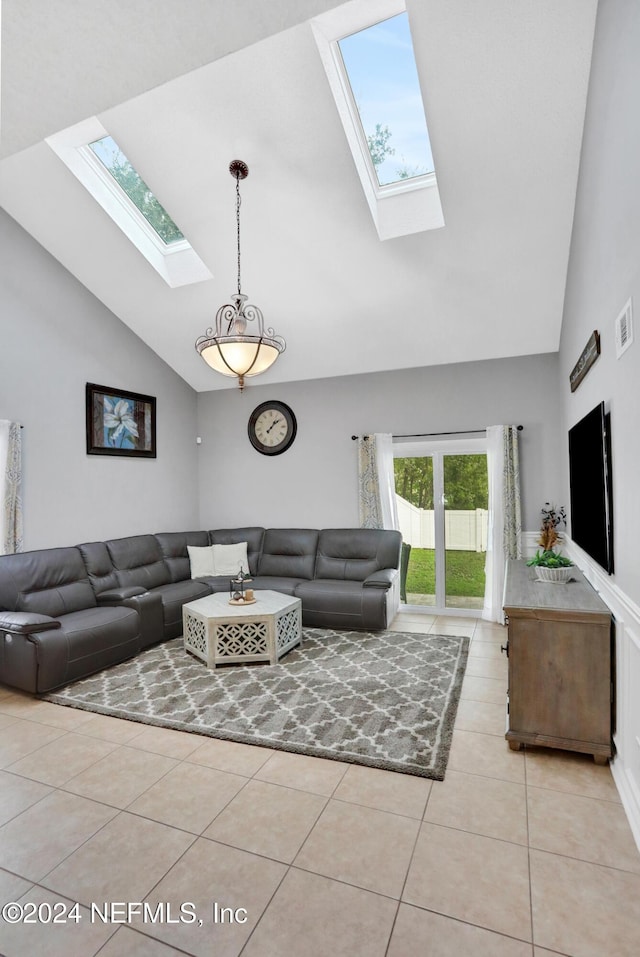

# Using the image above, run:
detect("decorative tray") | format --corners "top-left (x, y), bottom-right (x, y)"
top-left (228, 598), bottom-right (257, 606)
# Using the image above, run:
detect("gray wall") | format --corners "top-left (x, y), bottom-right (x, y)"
top-left (1, 206), bottom-right (562, 551)
top-left (0, 211), bottom-right (199, 548)
top-left (197, 354), bottom-right (563, 533)
top-left (559, 0), bottom-right (640, 606)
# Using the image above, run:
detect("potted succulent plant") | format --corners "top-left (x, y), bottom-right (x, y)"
top-left (527, 504), bottom-right (574, 582)
top-left (527, 549), bottom-right (574, 583)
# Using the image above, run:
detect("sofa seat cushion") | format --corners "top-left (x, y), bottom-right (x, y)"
top-left (246, 577), bottom-right (301, 597)
top-left (196, 576), bottom-right (302, 598)
top-left (58, 605), bottom-right (139, 656)
top-left (56, 605), bottom-right (140, 685)
top-left (294, 579), bottom-right (389, 631)
top-left (197, 575), bottom-right (237, 595)
top-left (152, 580), bottom-right (211, 637)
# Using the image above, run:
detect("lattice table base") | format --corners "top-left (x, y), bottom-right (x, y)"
top-left (183, 590), bottom-right (302, 668)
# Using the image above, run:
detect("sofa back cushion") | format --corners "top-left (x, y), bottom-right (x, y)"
top-left (257, 529), bottom-right (319, 580)
top-left (77, 541), bottom-right (119, 594)
top-left (316, 529), bottom-right (402, 581)
top-left (0, 547), bottom-right (97, 616)
top-left (209, 528), bottom-right (265, 577)
top-left (105, 535), bottom-right (171, 590)
top-left (154, 531), bottom-right (210, 583)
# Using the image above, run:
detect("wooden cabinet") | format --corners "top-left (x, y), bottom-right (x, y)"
top-left (503, 559), bottom-right (613, 763)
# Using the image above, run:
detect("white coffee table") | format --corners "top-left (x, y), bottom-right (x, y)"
top-left (182, 590), bottom-right (302, 668)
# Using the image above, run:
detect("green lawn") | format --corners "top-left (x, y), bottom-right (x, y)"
top-left (405, 548), bottom-right (486, 597)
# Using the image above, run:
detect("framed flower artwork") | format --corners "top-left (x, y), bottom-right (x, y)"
top-left (86, 383), bottom-right (156, 457)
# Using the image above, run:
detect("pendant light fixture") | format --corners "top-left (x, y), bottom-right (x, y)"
top-left (195, 160), bottom-right (286, 391)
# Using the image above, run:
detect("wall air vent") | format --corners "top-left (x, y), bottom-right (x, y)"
top-left (615, 298), bottom-right (633, 359)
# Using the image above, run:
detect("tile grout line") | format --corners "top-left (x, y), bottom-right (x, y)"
top-left (381, 778), bottom-right (434, 957)
top-left (387, 901), bottom-right (539, 950)
top-left (92, 922), bottom-right (196, 957)
top-left (526, 843), bottom-right (640, 879)
top-left (236, 759), bottom-right (350, 956)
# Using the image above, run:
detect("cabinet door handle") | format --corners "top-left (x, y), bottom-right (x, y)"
top-left (500, 642), bottom-right (509, 657)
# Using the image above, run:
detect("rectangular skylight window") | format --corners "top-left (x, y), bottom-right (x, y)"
top-left (312, 0), bottom-right (444, 240)
top-left (338, 12), bottom-right (434, 188)
top-left (46, 117), bottom-right (211, 287)
top-left (88, 135), bottom-right (185, 245)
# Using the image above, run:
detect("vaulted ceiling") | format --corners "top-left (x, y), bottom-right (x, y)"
top-left (0, 0), bottom-right (598, 391)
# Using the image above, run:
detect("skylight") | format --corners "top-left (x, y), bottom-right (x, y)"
top-left (88, 135), bottom-right (185, 246)
top-left (312, 0), bottom-right (444, 240)
top-left (338, 13), bottom-right (434, 188)
top-left (46, 117), bottom-right (211, 288)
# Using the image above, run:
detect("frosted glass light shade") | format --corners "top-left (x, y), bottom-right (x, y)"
top-left (199, 338), bottom-right (281, 377)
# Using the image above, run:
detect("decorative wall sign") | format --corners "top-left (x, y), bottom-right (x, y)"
top-left (569, 331), bottom-right (600, 393)
top-left (86, 383), bottom-right (156, 457)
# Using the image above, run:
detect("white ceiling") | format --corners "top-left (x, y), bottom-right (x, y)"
top-left (0, 0), bottom-right (598, 392)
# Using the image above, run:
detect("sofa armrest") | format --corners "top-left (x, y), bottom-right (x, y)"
top-left (363, 568), bottom-right (398, 590)
top-left (0, 611), bottom-right (61, 634)
top-left (97, 586), bottom-right (147, 603)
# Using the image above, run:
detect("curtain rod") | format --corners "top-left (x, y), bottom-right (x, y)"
top-left (351, 425), bottom-right (523, 440)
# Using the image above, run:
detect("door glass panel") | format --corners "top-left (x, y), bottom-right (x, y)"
top-left (443, 454), bottom-right (488, 609)
top-left (394, 456), bottom-right (435, 606)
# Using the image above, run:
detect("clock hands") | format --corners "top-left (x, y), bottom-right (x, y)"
top-left (265, 418), bottom-right (282, 434)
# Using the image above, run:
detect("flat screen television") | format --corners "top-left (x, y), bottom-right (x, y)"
top-left (568, 402), bottom-right (614, 574)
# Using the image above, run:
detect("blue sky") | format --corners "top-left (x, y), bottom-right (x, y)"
top-left (338, 12), bottom-right (434, 186)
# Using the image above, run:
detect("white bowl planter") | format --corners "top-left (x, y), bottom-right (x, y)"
top-left (535, 565), bottom-right (574, 584)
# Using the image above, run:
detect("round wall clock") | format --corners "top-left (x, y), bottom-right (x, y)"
top-left (248, 401), bottom-right (297, 456)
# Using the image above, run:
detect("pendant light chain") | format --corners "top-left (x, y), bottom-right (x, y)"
top-left (195, 159), bottom-right (286, 389)
top-left (236, 172), bottom-right (242, 297)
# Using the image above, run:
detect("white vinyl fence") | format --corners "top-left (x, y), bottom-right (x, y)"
top-left (397, 495), bottom-right (488, 552)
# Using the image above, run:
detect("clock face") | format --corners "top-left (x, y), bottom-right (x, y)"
top-left (248, 401), bottom-right (297, 456)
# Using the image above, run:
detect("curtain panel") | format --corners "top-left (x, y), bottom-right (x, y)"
top-left (483, 424), bottom-right (522, 622)
top-left (357, 433), bottom-right (399, 530)
top-left (0, 420), bottom-right (23, 555)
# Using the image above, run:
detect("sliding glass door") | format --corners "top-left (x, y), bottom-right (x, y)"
top-left (394, 455), bottom-right (436, 606)
top-left (394, 438), bottom-right (488, 614)
top-left (443, 453), bottom-right (488, 609)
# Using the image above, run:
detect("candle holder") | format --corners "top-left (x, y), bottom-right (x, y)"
top-left (229, 566), bottom-right (253, 603)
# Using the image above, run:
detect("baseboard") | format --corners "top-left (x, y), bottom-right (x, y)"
top-left (563, 538), bottom-right (640, 852)
top-left (521, 530), bottom-right (539, 557)
top-left (611, 756), bottom-right (640, 852)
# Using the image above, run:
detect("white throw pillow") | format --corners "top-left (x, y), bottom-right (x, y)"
top-left (187, 545), bottom-right (216, 578)
top-left (212, 542), bottom-right (249, 577)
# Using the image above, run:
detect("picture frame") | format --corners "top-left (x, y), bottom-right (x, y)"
top-left (86, 383), bottom-right (156, 457)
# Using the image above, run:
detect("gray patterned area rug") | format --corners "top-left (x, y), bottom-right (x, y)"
top-left (41, 628), bottom-right (469, 780)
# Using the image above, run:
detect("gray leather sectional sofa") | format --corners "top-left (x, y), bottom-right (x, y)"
top-left (0, 527), bottom-right (402, 693)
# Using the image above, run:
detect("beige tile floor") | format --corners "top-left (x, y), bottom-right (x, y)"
top-left (0, 611), bottom-right (639, 956)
